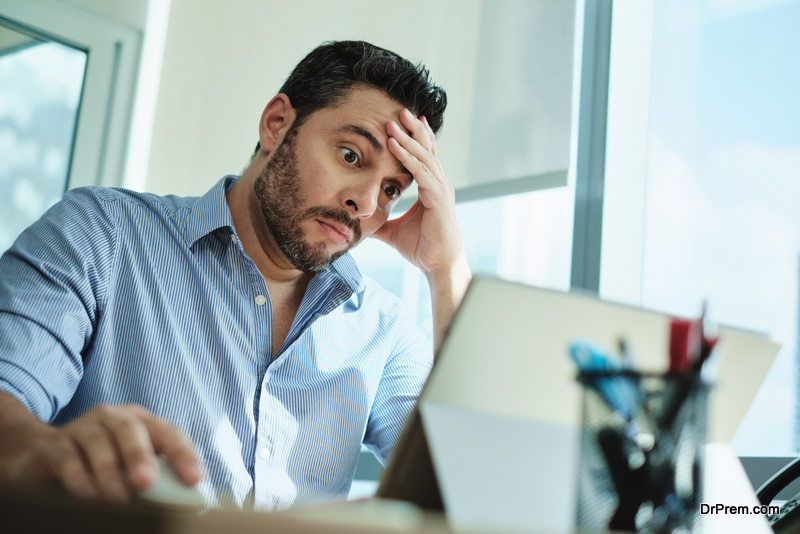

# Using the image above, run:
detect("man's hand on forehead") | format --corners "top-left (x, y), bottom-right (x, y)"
top-left (388, 116), bottom-right (416, 180)
top-left (374, 108), bottom-right (463, 277)
top-left (376, 107), bottom-right (471, 350)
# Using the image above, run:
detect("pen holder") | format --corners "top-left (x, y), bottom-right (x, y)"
top-left (575, 371), bottom-right (708, 534)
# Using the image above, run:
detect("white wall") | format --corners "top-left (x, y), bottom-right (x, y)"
top-left (143, 0), bottom-right (483, 196)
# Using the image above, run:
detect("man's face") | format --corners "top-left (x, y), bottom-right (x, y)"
top-left (254, 87), bottom-right (413, 272)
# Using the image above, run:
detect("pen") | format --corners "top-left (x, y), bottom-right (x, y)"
top-left (570, 341), bottom-right (639, 419)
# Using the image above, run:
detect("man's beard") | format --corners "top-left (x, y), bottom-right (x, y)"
top-left (253, 128), bottom-right (362, 273)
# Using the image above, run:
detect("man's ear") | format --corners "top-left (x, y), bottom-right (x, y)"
top-left (258, 94), bottom-right (296, 153)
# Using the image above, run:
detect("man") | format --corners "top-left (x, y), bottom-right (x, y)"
top-left (0, 41), bottom-right (470, 509)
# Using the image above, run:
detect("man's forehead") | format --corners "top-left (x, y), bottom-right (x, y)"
top-left (330, 87), bottom-right (408, 128)
top-left (338, 124), bottom-right (383, 155)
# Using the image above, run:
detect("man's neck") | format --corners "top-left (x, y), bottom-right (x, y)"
top-left (226, 170), bottom-right (313, 288)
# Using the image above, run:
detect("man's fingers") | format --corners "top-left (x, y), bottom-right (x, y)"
top-left (420, 117), bottom-right (444, 173)
top-left (387, 121), bottom-right (446, 189)
top-left (101, 408), bottom-right (158, 491)
top-left (388, 137), bottom-right (431, 190)
top-left (421, 116), bottom-right (436, 147)
top-left (5, 404), bottom-right (201, 502)
top-left (387, 122), bottom-right (434, 172)
top-left (142, 416), bottom-right (202, 486)
top-left (388, 138), bottom-right (453, 209)
top-left (43, 437), bottom-right (98, 499)
top-left (73, 421), bottom-right (130, 502)
top-left (399, 108), bottom-right (433, 152)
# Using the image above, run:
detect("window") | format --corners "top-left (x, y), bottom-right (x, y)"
top-left (642, 0), bottom-right (800, 456)
top-left (602, 0), bottom-right (800, 455)
top-left (0, 19), bottom-right (87, 252)
top-left (0, 1), bottom-right (142, 252)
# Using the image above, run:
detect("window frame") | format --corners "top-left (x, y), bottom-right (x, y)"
top-left (0, 0), bottom-right (141, 190)
top-left (597, 0), bottom-right (656, 306)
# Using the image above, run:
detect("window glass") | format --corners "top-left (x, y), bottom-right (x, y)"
top-left (0, 20), bottom-right (87, 252)
top-left (642, 0), bottom-right (800, 454)
top-left (350, 185), bottom-right (575, 343)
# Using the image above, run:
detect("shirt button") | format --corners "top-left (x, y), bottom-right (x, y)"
top-left (231, 234), bottom-right (238, 244)
top-left (255, 295), bottom-right (266, 306)
top-left (258, 447), bottom-right (269, 460)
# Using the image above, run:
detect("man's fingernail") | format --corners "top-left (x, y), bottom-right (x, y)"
top-left (185, 462), bottom-right (203, 481)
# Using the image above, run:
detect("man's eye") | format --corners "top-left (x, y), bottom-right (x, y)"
top-left (339, 148), bottom-right (359, 166)
top-left (382, 184), bottom-right (401, 199)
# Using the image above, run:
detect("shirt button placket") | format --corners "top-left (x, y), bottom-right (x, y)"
top-left (254, 436), bottom-right (272, 506)
top-left (252, 286), bottom-right (271, 508)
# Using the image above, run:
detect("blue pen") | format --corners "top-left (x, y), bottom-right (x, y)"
top-left (570, 340), bottom-right (639, 420)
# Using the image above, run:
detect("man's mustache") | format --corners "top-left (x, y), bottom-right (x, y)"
top-left (303, 206), bottom-right (363, 242)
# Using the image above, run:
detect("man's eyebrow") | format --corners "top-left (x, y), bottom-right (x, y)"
top-left (339, 125), bottom-right (383, 155)
top-left (337, 124), bottom-right (412, 182)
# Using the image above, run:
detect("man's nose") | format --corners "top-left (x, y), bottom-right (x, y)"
top-left (341, 181), bottom-right (380, 219)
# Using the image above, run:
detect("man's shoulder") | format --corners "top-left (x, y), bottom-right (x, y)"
top-left (360, 276), bottom-right (404, 305)
top-left (352, 275), bottom-right (431, 355)
top-left (64, 185), bottom-right (198, 215)
top-left (55, 187), bottom-right (208, 238)
top-left (355, 275), bottom-right (416, 320)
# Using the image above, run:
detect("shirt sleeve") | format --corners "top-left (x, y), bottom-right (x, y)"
top-left (0, 187), bottom-right (117, 422)
top-left (362, 307), bottom-right (433, 465)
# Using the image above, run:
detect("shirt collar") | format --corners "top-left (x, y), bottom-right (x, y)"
top-left (185, 175), bottom-right (238, 247)
top-left (327, 252), bottom-right (365, 293)
top-left (186, 175), bottom-right (365, 294)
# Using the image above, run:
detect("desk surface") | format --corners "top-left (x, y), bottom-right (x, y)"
top-left (0, 445), bottom-right (773, 534)
top-left (0, 490), bottom-right (465, 534)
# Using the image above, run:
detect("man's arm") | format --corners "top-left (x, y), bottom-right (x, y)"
top-left (0, 188), bottom-right (201, 501)
top-left (425, 252), bottom-right (472, 352)
top-left (373, 110), bottom-right (472, 352)
top-left (0, 390), bottom-right (201, 502)
top-left (362, 312), bottom-right (433, 462)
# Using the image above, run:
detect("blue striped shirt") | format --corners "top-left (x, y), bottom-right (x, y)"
top-left (0, 175), bottom-right (432, 510)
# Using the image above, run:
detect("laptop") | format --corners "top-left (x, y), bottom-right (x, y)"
top-left (374, 275), bottom-right (780, 532)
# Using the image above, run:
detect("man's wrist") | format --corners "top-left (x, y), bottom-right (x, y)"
top-left (425, 252), bottom-right (472, 300)
top-left (425, 252), bottom-right (472, 352)
top-left (0, 391), bottom-right (55, 480)
top-left (0, 420), bottom-right (54, 481)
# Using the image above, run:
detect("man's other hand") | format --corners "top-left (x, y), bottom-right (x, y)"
top-left (0, 400), bottom-right (202, 503)
top-left (375, 108), bottom-right (464, 278)
top-left (375, 109), bottom-right (472, 349)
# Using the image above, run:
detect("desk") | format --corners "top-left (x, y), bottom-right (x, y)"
top-left (0, 445), bottom-right (773, 534)
top-left (0, 490), bottom-right (457, 534)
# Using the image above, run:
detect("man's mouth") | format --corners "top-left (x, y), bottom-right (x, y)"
top-left (316, 219), bottom-right (353, 246)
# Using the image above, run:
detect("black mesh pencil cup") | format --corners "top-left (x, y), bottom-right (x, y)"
top-left (575, 371), bottom-right (708, 534)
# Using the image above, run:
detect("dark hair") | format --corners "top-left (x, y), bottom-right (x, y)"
top-left (253, 40), bottom-right (447, 155)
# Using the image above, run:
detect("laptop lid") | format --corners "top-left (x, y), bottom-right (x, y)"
top-left (377, 275), bottom-right (780, 528)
